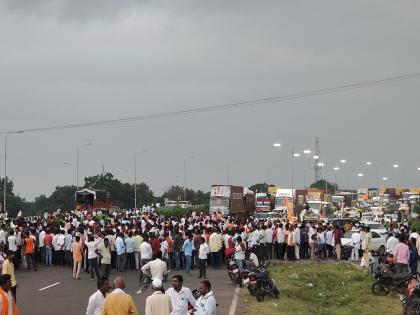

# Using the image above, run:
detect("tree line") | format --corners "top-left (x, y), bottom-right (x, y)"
top-left (0, 172), bottom-right (210, 217)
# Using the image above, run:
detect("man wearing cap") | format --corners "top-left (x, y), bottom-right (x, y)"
top-left (145, 278), bottom-right (172, 315)
top-left (350, 227), bottom-right (361, 262)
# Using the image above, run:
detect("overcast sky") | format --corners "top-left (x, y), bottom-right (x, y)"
top-left (0, 0), bottom-right (419, 201)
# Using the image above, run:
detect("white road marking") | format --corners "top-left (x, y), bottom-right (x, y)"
top-left (39, 282), bottom-right (60, 291)
top-left (136, 289), bottom-right (142, 294)
top-left (229, 286), bottom-right (240, 315)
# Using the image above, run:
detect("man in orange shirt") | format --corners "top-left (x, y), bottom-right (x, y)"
top-left (72, 236), bottom-right (83, 280)
top-left (0, 274), bottom-right (18, 315)
top-left (24, 232), bottom-right (37, 271)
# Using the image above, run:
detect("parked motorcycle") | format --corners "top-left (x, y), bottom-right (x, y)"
top-left (401, 279), bottom-right (420, 315)
top-left (226, 255), bottom-right (242, 286)
top-left (372, 271), bottom-right (414, 296)
top-left (245, 264), bottom-right (279, 302)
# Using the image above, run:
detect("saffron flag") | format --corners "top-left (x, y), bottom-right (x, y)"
top-left (285, 197), bottom-right (294, 223)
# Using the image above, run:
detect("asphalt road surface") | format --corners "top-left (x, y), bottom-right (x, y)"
top-left (15, 265), bottom-right (242, 315)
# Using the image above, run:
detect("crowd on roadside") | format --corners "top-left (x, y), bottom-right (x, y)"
top-left (0, 206), bottom-right (418, 314)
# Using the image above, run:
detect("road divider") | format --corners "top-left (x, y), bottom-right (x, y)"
top-left (39, 282), bottom-right (60, 291)
top-left (229, 286), bottom-right (240, 315)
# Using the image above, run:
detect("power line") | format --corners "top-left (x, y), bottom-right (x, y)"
top-left (1, 72), bottom-right (419, 135)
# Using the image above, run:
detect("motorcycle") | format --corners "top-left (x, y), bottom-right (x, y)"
top-left (226, 255), bottom-right (242, 286)
top-left (137, 269), bottom-right (151, 293)
top-left (372, 271), bottom-right (414, 296)
top-left (401, 279), bottom-right (420, 315)
top-left (245, 263), bottom-right (279, 302)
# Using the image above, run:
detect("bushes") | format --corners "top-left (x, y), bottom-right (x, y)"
top-left (409, 217), bottom-right (420, 231)
top-left (157, 207), bottom-right (191, 218)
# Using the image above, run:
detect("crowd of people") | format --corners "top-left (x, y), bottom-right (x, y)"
top-left (0, 206), bottom-right (417, 314)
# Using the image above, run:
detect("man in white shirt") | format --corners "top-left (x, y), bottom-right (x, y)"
top-left (140, 239), bottom-right (153, 267)
top-left (350, 228), bottom-right (361, 261)
top-left (294, 225), bottom-right (301, 260)
top-left (86, 277), bottom-right (110, 315)
top-left (140, 251), bottom-right (168, 292)
top-left (248, 250), bottom-right (259, 268)
top-left (38, 228), bottom-right (46, 265)
top-left (86, 235), bottom-right (103, 281)
top-left (198, 237), bottom-right (210, 279)
top-left (0, 226), bottom-right (7, 246)
top-left (386, 233), bottom-right (399, 255)
top-left (194, 280), bottom-right (216, 315)
top-left (165, 275), bottom-right (196, 315)
top-left (265, 225), bottom-right (273, 260)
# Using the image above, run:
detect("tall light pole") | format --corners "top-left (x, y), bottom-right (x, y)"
top-left (303, 150), bottom-right (311, 188)
top-left (183, 156), bottom-right (195, 201)
top-left (76, 142), bottom-right (92, 190)
top-left (2, 131), bottom-right (24, 213)
top-left (273, 143), bottom-right (295, 203)
top-left (134, 150), bottom-right (147, 209)
top-left (3, 134), bottom-right (7, 213)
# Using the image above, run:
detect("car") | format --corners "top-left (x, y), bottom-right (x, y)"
top-left (341, 230), bottom-right (386, 256)
top-left (384, 214), bottom-right (398, 223)
top-left (360, 221), bottom-right (387, 236)
top-left (331, 218), bottom-right (358, 230)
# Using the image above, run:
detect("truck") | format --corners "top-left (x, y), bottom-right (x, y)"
top-left (209, 185), bottom-right (255, 216)
top-left (331, 192), bottom-right (357, 208)
top-left (274, 189), bottom-right (294, 215)
top-left (254, 193), bottom-right (275, 219)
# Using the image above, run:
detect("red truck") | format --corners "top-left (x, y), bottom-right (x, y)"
top-left (209, 185), bottom-right (255, 216)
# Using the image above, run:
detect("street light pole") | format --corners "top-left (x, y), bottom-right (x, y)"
top-left (76, 146), bottom-right (79, 190)
top-left (134, 154), bottom-right (137, 210)
top-left (134, 150), bottom-right (147, 210)
top-left (3, 135), bottom-right (7, 213)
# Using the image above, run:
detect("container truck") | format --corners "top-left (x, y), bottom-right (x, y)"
top-left (209, 185), bottom-right (255, 216)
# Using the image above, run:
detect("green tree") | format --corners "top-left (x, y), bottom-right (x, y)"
top-left (83, 173), bottom-right (154, 208)
top-left (249, 183), bottom-right (269, 193)
top-left (310, 180), bottom-right (337, 191)
top-left (0, 177), bottom-right (26, 217)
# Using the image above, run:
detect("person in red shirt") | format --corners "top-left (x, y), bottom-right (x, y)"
top-left (44, 230), bottom-right (53, 266)
top-left (150, 235), bottom-right (161, 258)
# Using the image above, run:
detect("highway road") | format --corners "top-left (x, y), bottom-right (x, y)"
top-left (15, 265), bottom-right (243, 314)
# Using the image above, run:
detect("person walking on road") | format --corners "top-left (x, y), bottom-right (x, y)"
top-left (194, 280), bottom-right (217, 315)
top-left (101, 277), bottom-right (138, 315)
top-left (86, 277), bottom-right (110, 315)
top-left (145, 278), bottom-right (172, 315)
top-left (0, 274), bottom-right (18, 315)
top-left (72, 236), bottom-right (83, 279)
top-left (2, 252), bottom-right (17, 303)
top-left (165, 275), bottom-right (196, 315)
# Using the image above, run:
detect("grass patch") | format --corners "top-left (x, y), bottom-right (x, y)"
top-left (241, 261), bottom-right (401, 315)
